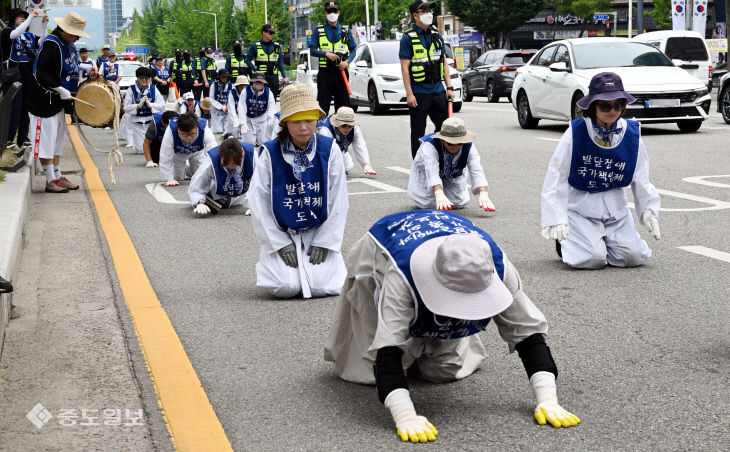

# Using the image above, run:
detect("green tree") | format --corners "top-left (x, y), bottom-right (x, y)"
top-left (445, 0), bottom-right (545, 48)
top-left (551, 0), bottom-right (612, 37)
top-left (646, 0), bottom-right (672, 30)
top-left (309, 0), bottom-right (412, 39)
top-left (245, 0), bottom-right (291, 49)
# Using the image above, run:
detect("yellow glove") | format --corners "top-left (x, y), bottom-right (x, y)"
top-left (384, 388), bottom-right (438, 443)
top-left (531, 371), bottom-right (580, 428)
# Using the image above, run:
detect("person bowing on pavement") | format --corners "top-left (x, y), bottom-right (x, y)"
top-left (316, 107), bottom-right (376, 175)
top-left (159, 112), bottom-right (217, 187)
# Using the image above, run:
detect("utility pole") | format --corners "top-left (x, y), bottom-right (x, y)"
top-left (628, 0), bottom-right (632, 38)
top-left (637, 0), bottom-right (643, 35)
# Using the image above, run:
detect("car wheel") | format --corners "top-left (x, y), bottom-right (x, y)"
top-left (676, 119), bottom-right (703, 132)
top-left (463, 81), bottom-right (473, 102)
top-left (517, 91), bottom-right (539, 129)
top-left (368, 83), bottom-right (385, 115)
top-left (721, 87), bottom-right (730, 124)
top-left (486, 80), bottom-right (499, 103)
top-left (571, 92), bottom-right (584, 120)
top-left (452, 101), bottom-right (462, 113)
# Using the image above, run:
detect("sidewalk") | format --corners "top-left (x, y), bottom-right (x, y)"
top-left (0, 137), bottom-right (169, 450)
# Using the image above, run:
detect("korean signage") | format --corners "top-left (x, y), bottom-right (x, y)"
top-left (443, 32), bottom-right (483, 48)
top-left (706, 38), bottom-right (728, 52)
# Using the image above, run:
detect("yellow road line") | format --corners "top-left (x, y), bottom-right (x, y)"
top-left (68, 123), bottom-right (233, 452)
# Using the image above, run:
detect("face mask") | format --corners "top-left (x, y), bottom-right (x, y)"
top-left (327, 13), bottom-right (339, 22)
top-left (420, 12), bottom-right (433, 26)
top-left (233, 44), bottom-right (241, 51)
top-left (200, 51), bottom-right (205, 57)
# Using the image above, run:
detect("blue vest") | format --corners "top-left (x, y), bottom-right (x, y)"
top-left (34, 34), bottom-right (79, 93)
top-left (265, 135), bottom-right (333, 234)
top-left (213, 81), bottom-right (232, 105)
top-left (420, 133), bottom-right (472, 179)
top-left (78, 60), bottom-right (94, 74)
top-left (129, 84), bottom-right (156, 117)
top-left (318, 116), bottom-right (354, 153)
top-left (230, 88), bottom-right (240, 106)
top-left (183, 100), bottom-right (200, 114)
top-left (9, 29), bottom-right (36, 63)
top-left (207, 143), bottom-right (254, 197)
top-left (168, 118), bottom-right (207, 155)
top-left (368, 210), bottom-right (505, 340)
top-left (96, 55), bottom-right (108, 67)
top-left (245, 86), bottom-right (269, 118)
top-left (568, 118), bottom-right (639, 193)
top-left (152, 113), bottom-right (166, 143)
top-left (154, 65), bottom-right (169, 81)
top-left (102, 62), bottom-right (119, 82)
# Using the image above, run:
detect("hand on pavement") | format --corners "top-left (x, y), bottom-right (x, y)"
top-left (363, 163), bottom-right (376, 175)
top-left (193, 203), bottom-right (210, 215)
top-left (434, 189), bottom-right (453, 211)
top-left (531, 371), bottom-right (580, 429)
top-left (307, 246), bottom-right (328, 265)
top-left (278, 244), bottom-right (298, 268)
top-left (145, 160), bottom-right (158, 168)
top-left (384, 389), bottom-right (438, 443)
top-left (541, 224), bottom-right (569, 241)
top-left (164, 179), bottom-right (179, 187)
top-left (641, 209), bottom-right (661, 240)
top-left (478, 190), bottom-right (496, 212)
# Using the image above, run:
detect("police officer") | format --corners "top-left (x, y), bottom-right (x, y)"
top-left (399, 0), bottom-right (455, 158)
top-left (309, 1), bottom-right (356, 115)
top-left (170, 48), bottom-right (195, 96)
top-left (194, 46), bottom-right (216, 100)
top-left (246, 24), bottom-right (289, 98)
top-left (226, 39), bottom-right (249, 79)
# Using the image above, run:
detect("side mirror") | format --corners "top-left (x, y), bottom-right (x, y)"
top-left (297, 63), bottom-right (307, 72)
top-left (549, 61), bottom-right (569, 72)
top-left (356, 60), bottom-right (368, 68)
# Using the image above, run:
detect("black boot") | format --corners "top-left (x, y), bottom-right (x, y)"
top-left (0, 275), bottom-right (13, 293)
top-left (555, 240), bottom-right (562, 258)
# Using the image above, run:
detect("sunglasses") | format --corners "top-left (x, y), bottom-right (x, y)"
top-left (596, 100), bottom-right (627, 112)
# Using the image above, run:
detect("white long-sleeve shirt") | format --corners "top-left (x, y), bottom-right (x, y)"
top-left (317, 124), bottom-right (371, 167)
top-left (123, 83), bottom-right (165, 123)
top-left (540, 117), bottom-right (660, 228)
top-left (209, 82), bottom-right (229, 112)
top-left (237, 87), bottom-right (276, 126)
top-left (227, 89), bottom-right (243, 126)
top-left (158, 125), bottom-right (217, 181)
top-left (188, 153), bottom-right (249, 206)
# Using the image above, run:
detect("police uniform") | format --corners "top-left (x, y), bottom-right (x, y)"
top-left (188, 142), bottom-right (255, 209)
top-left (158, 117), bottom-right (217, 181)
top-left (170, 54), bottom-right (195, 96)
top-left (247, 39), bottom-right (285, 96)
top-left (226, 48), bottom-right (248, 79)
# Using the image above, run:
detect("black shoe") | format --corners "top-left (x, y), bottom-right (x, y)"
top-left (555, 240), bottom-right (562, 258)
top-left (0, 275), bottom-right (13, 293)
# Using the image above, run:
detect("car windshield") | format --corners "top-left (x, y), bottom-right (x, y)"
top-left (120, 64), bottom-right (144, 77)
top-left (665, 37), bottom-right (708, 61)
top-left (371, 42), bottom-right (401, 64)
top-left (572, 42), bottom-right (673, 69)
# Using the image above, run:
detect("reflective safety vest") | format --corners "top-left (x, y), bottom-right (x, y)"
top-left (406, 27), bottom-right (444, 84)
top-left (229, 54), bottom-right (246, 78)
top-left (255, 41), bottom-right (281, 75)
top-left (172, 60), bottom-right (194, 81)
top-left (317, 25), bottom-right (350, 68)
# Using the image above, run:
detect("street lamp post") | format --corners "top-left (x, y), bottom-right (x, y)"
top-left (192, 9), bottom-right (218, 52)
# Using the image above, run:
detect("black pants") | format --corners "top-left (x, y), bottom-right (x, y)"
top-left (317, 67), bottom-right (350, 116)
top-left (156, 83), bottom-right (169, 97)
top-left (177, 82), bottom-right (193, 96)
top-left (4, 77), bottom-right (30, 145)
top-left (192, 81), bottom-right (205, 100)
top-left (409, 91), bottom-right (448, 158)
top-left (266, 75), bottom-right (280, 98)
top-left (150, 140), bottom-right (161, 164)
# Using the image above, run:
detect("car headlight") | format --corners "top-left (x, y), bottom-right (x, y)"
top-left (695, 87), bottom-right (709, 96)
top-left (379, 74), bottom-right (400, 82)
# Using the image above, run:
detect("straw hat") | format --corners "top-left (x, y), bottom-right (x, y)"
top-left (233, 75), bottom-right (249, 87)
top-left (330, 107), bottom-right (357, 127)
top-left (278, 83), bottom-right (325, 124)
top-left (200, 97), bottom-right (212, 111)
top-left (432, 117), bottom-right (475, 144)
top-left (410, 234), bottom-right (512, 320)
top-left (54, 12), bottom-right (91, 38)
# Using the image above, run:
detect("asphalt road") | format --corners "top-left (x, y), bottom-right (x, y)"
top-left (82, 98), bottom-right (730, 451)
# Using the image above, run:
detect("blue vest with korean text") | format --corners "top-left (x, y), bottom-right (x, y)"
top-left (421, 133), bottom-right (472, 179)
top-left (245, 86), bottom-right (269, 118)
top-left (152, 113), bottom-right (166, 143)
top-left (265, 135), bottom-right (332, 234)
top-left (368, 210), bottom-right (505, 340)
top-left (168, 117), bottom-right (207, 155)
top-left (318, 116), bottom-right (354, 153)
top-left (129, 84), bottom-right (156, 117)
top-left (568, 118), bottom-right (639, 193)
top-left (154, 65), bottom-right (169, 81)
top-left (207, 142), bottom-right (254, 197)
top-left (34, 34), bottom-right (79, 93)
top-left (213, 81), bottom-right (232, 105)
top-left (10, 29), bottom-right (36, 63)
top-left (102, 62), bottom-right (119, 82)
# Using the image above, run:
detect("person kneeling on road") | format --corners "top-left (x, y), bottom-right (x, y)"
top-left (541, 72), bottom-right (660, 269)
top-left (237, 71), bottom-right (277, 146)
top-left (159, 112), bottom-right (217, 187)
top-left (209, 70), bottom-right (233, 134)
top-left (123, 67), bottom-right (165, 155)
top-left (325, 210), bottom-right (580, 443)
top-left (408, 117), bottom-right (495, 212)
top-left (317, 107), bottom-right (376, 175)
top-left (188, 133), bottom-right (254, 215)
top-left (143, 110), bottom-right (178, 167)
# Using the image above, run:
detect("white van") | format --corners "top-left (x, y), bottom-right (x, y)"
top-left (295, 49), bottom-right (319, 95)
top-left (633, 30), bottom-right (712, 90)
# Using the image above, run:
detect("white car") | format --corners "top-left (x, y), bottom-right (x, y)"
top-left (633, 30), bottom-right (713, 91)
top-left (117, 61), bottom-right (145, 95)
top-left (511, 38), bottom-right (712, 132)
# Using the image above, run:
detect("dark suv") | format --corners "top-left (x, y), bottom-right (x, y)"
top-left (462, 50), bottom-right (535, 102)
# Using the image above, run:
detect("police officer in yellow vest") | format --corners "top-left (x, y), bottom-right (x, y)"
top-left (226, 39), bottom-right (249, 79)
top-left (399, 0), bottom-right (455, 158)
top-left (247, 24), bottom-right (289, 98)
top-left (308, 1), bottom-right (357, 114)
top-left (194, 46), bottom-right (217, 100)
top-left (170, 48), bottom-right (196, 96)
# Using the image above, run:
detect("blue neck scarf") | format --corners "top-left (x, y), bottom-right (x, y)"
top-left (592, 120), bottom-right (622, 146)
top-left (223, 166), bottom-right (244, 194)
top-left (282, 137), bottom-right (314, 181)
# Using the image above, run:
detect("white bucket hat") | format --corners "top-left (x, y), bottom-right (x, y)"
top-left (410, 234), bottom-right (512, 320)
top-left (53, 12), bottom-right (91, 38)
top-left (233, 75), bottom-right (249, 87)
top-left (330, 106), bottom-right (358, 127)
top-left (182, 92), bottom-right (194, 100)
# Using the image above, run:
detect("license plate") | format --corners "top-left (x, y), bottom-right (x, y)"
top-left (645, 98), bottom-right (680, 108)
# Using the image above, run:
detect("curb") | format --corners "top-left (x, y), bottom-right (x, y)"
top-left (0, 165), bottom-right (31, 356)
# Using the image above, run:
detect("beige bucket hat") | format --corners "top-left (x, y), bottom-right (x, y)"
top-left (278, 83), bottom-right (325, 124)
top-left (330, 106), bottom-right (358, 127)
top-left (233, 75), bottom-right (249, 87)
top-left (54, 12), bottom-right (91, 38)
top-left (410, 234), bottom-right (512, 320)
top-left (432, 117), bottom-right (476, 144)
top-left (200, 97), bottom-right (212, 111)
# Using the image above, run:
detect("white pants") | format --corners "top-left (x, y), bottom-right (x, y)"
top-left (241, 117), bottom-right (269, 147)
top-left (30, 111), bottom-right (66, 159)
top-left (163, 151), bottom-right (207, 181)
top-left (561, 210), bottom-right (651, 269)
top-left (342, 152), bottom-right (354, 174)
top-left (130, 119), bottom-right (151, 154)
top-left (119, 113), bottom-right (133, 143)
top-left (210, 109), bottom-right (228, 134)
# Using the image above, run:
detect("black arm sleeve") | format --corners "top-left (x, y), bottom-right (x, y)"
top-left (515, 333), bottom-right (558, 379)
top-left (374, 346), bottom-right (409, 404)
top-left (35, 40), bottom-right (61, 89)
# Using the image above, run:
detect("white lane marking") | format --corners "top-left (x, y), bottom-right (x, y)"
top-left (700, 126), bottom-right (730, 130)
top-left (145, 182), bottom-right (189, 204)
top-left (386, 166), bottom-right (412, 175)
top-left (628, 188), bottom-right (730, 212)
top-left (682, 175), bottom-right (730, 188)
top-left (535, 137), bottom-right (560, 142)
top-left (677, 246), bottom-right (730, 263)
top-left (348, 178), bottom-right (406, 195)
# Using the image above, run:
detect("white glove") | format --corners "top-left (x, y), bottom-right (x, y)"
top-left (240, 122), bottom-right (248, 135)
top-left (434, 189), bottom-right (453, 211)
top-left (144, 98), bottom-right (153, 108)
top-left (231, 119), bottom-right (239, 129)
top-left (164, 179), bottom-right (179, 187)
top-left (193, 203), bottom-right (210, 215)
top-left (363, 163), bottom-right (376, 175)
top-left (541, 224), bottom-right (569, 241)
top-left (530, 371), bottom-right (581, 428)
top-left (384, 389), bottom-right (438, 443)
top-left (137, 97), bottom-right (146, 108)
top-left (145, 160), bottom-right (158, 168)
top-left (641, 209), bottom-right (661, 240)
top-left (53, 86), bottom-right (72, 100)
top-left (478, 190), bottom-right (496, 212)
